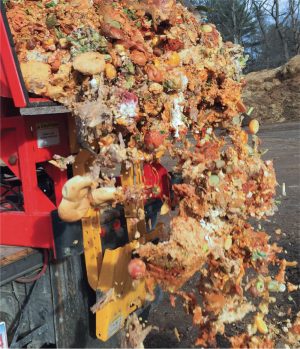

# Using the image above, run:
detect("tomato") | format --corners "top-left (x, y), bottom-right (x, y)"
top-left (179, 128), bottom-right (188, 137)
top-left (128, 258), bottom-right (146, 280)
top-left (145, 64), bottom-right (164, 82)
top-left (144, 130), bottom-right (166, 150)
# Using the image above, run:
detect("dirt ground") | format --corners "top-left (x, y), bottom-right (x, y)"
top-left (242, 55), bottom-right (300, 124)
top-left (144, 121), bottom-right (300, 348)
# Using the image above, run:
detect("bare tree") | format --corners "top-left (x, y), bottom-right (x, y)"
top-left (231, 0), bottom-right (239, 43)
top-left (250, 0), bottom-right (270, 67)
top-left (288, 0), bottom-right (300, 54)
top-left (265, 0), bottom-right (290, 61)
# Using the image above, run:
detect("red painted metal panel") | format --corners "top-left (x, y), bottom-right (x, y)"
top-left (28, 97), bottom-right (52, 103)
top-left (0, 212), bottom-right (54, 249)
top-left (0, 125), bottom-right (21, 178)
top-left (25, 115), bottom-right (70, 163)
top-left (0, 113), bottom-right (70, 250)
top-left (0, 8), bottom-right (72, 252)
top-left (0, 54), bottom-right (11, 98)
top-left (0, 13), bottom-right (27, 107)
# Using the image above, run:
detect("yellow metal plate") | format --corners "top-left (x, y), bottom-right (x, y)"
top-left (80, 161), bottom-right (150, 341)
top-left (95, 243), bottom-right (146, 341)
top-left (82, 208), bottom-right (102, 290)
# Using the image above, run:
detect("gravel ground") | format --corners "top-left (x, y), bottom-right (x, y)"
top-left (144, 121), bottom-right (300, 348)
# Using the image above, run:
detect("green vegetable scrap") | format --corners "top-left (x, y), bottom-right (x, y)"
top-left (67, 27), bottom-right (108, 57)
top-left (45, 0), bottom-right (58, 8)
top-left (123, 8), bottom-right (137, 20)
top-left (252, 250), bottom-right (267, 261)
top-left (106, 19), bottom-right (122, 29)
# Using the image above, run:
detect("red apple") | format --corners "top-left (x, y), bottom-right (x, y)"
top-left (128, 258), bottom-right (146, 280)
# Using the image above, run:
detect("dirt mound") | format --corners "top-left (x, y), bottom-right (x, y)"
top-left (243, 55), bottom-right (300, 123)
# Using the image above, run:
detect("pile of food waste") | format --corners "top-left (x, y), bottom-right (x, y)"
top-left (5, 0), bottom-right (299, 347)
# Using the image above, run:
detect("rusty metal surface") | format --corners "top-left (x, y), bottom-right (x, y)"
top-left (0, 249), bottom-right (43, 286)
top-left (1, 268), bottom-right (56, 348)
top-left (1, 253), bottom-right (93, 348)
top-left (20, 105), bottom-right (69, 115)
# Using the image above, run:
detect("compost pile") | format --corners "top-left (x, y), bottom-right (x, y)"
top-left (243, 55), bottom-right (300, 123)
top-left (6, 0), bottom-right (299, 347)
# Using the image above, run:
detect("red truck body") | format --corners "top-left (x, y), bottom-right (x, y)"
top-left (0, 10), bottom-right (69, 251)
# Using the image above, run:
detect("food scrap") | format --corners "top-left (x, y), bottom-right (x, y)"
top-left (5, 0), bottom-right (297, 347)
top-left (121, 313), bottom-right (157, 349)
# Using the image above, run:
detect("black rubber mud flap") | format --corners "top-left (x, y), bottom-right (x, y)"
top-left (51, 210), bottom-right (83, 260)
